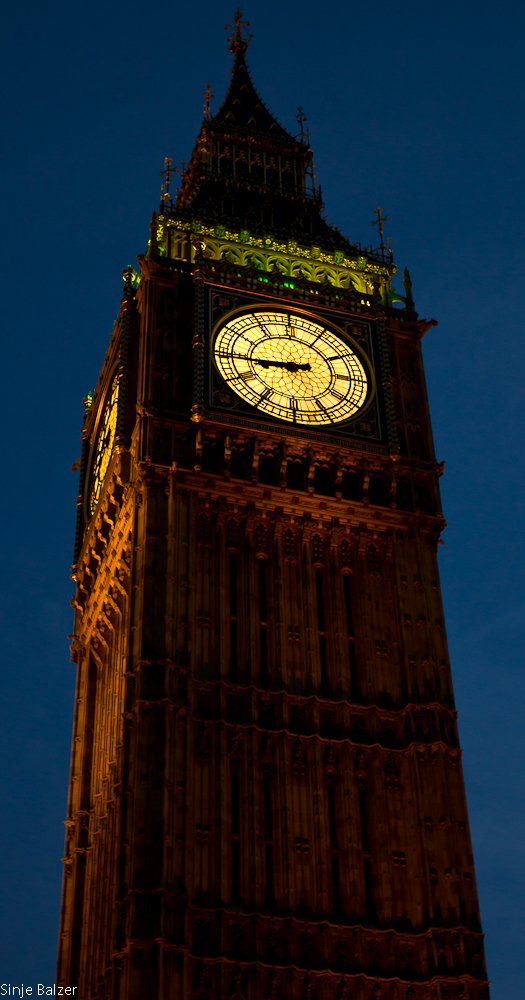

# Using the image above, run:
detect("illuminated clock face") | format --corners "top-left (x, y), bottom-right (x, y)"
top-left (89, 374), bottom-right (120, 515)
top-left (213, 311), bottom-right (369, 426)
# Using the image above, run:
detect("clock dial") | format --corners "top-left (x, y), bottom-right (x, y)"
top-left (89, 374), bottom-right (120, 515)
top-left (213, 311), bottom-right (369, 426)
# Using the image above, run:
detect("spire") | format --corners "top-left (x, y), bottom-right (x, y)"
top-left (202, 82), bottom-right (214, 122)
top-left (212, 10), bottom-right (296, 142)
top-left (172, 10), bottom-right (368, 258)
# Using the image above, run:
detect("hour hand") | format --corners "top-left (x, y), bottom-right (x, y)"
top-left (254, 359), bottom-right (311, 373)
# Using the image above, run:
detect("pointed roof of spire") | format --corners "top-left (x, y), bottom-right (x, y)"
top-left (212, 10), bottom-right (299, 144)
top-left (161, 11), bottom-right (393, 268)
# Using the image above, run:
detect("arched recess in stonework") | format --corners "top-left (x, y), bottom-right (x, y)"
top-left (312, 265), bottom-right (335, 285)
top-left (266, 254), bottom-right (291, 275)
top-left (230, 441), bottom-right (251, 479)
top-left (337, 270), bottom-right (358, 290)
top-left (286, 456), bottom-right (306, 491)
top-left (258, 450), bottom-right (279, 487)
top-left (245, 251), bottom-right (266, 270)
top-left (201, 439), bottom-right (223, 475)
top-left (368, 474), bottom-right (389, 507)
top-left (314, 463), bottom-right (334, 497)
top-left (341, 468), bottom-right (361, 501)
top-left (290, 260), bottom-right (316, 281)
top-left (396, 478), bottom-right (413, 511)
top-left (220, 245), bottom-right (244, 266)
top-left (351, 273), bottom-right (373, 294)
top-left (414, 481), bottom-right (433, 513)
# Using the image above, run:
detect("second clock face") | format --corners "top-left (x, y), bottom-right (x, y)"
top-left (89, 373), bottom-right (120, 515)
top-left (213, 310), bottom-right (369, 426)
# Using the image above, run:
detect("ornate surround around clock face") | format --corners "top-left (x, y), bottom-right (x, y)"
top-left (213, 309), bottom-right (370, 427)
top-left (87, 373), bottom-right (120, 516)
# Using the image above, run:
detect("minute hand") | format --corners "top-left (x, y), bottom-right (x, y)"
top-left (254, 359), bottom-right (311, 373)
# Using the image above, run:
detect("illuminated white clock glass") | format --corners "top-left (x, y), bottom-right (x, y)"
top-left (213, 311), bottom-right (368, 426)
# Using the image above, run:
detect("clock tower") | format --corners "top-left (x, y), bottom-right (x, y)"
top-left (58, 13), bottom-right (490, 1000)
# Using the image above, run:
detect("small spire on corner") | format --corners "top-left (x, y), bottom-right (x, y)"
top-left (160, 157), bottom-right (173, 208)
top-left (296, 106), bottom-right (307, 145)
top-left (148, 211), bottom-right (159, 257)
top-left (403, 267), bottom-right (414, 309)
top-left (203, 83), bottom-right (214, 121)
top-left (372, 206), bottom-right (388, 252)
top-left (225, 8), bottom-right (253, 54)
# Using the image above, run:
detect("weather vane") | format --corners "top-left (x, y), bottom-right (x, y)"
top-left (225, 8), bottom-right (253, 53)
top-left (372, 206), bottom-right (388, 250)
top-left (160, 156), bottom-right (173, 206)
top-left (203, 82), bottom-right (214, 121)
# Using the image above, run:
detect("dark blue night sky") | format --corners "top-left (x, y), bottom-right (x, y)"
top-left (0, 1), bottom-right (523, 996)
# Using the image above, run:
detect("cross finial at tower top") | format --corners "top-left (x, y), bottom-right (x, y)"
top-left (225, 8), bottom-right (253, 54)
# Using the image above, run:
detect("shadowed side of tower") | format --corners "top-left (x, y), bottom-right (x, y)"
top-left (57, 13), bottom-right (490, 1000)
